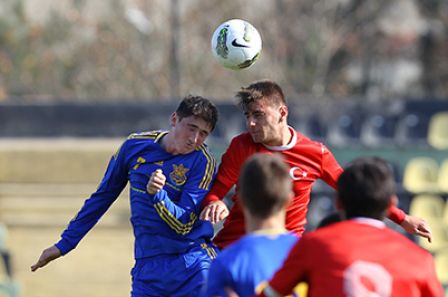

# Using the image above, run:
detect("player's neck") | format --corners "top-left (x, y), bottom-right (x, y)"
top-left (263, 124), bottom-right (292, 146)
top-left (245, 213), bottom-right (286, 234)
top-left (277, 124), bottom-right (293, 146)
top-left (281, 125), bottom-right (293, 146)
top-left (159, 132), bottom-right (178, 155)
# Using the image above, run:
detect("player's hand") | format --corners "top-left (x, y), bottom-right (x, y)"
top-left (224, 287), bottom-right (240, 297)
top-left (200, 200), bottom-right (229, 223)
top-left (147, 169), bottom-right (166, 195)
top-left (31, 245), bottom-right (61, 272)
top-left (400, 215), bottom-right (432, 243)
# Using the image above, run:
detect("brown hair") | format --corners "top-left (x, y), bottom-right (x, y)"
top-left (236, 80), bottom-right (286, 111)
top-left (239, 153), bottom-right (292, 218)
top-left (176, 95), bottom-right (218, 131)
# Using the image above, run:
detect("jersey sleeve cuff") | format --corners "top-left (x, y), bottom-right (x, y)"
top-left (201, 180), bottom-right (229, 207)
top-left (387, 205), bottom-right (406, 224)
top-left (55, 239), bottom-right (74, 256)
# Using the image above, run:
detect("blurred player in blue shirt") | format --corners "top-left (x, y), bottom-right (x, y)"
top-left (31, 95), bottom-right (219, 297)
top-left (201, 153), bottom-right (300, 297)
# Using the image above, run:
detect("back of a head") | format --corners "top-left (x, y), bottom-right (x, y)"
top-left (317, 212), bottom-right (342, 229)
top-left (236, 80), bottom-right (286, 110)
top-left (176, 95), bottom-right (218, 131)
top-left (337, 157), bottom-right (396, 220)
top-left (239, 153), bottom-right (292, 218)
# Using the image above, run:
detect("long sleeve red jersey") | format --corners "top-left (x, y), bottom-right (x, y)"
top-left (203, 128), bottom-right (406, 249)
top-left (204, 128), bottom-right (342, 249)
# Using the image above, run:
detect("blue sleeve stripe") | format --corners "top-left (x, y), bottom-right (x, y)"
top-left (198, 146), bottom-right (216, 190)
top-left (154, 201), bottom-right (197, 235)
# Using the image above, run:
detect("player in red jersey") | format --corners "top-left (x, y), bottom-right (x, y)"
top-left (257, 157), bottom-right (444, 297)
top-left (200, 80), bottom-right (432, 249)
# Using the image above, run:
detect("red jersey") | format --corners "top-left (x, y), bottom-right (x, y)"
top-left (259, 219), bottom-right (444, 297)
top-left (204, 128), bottom-right (406, 249)
top-left (204, 128), bottom-right (343, 249)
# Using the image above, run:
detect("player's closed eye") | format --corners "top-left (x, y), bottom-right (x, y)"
top-left (254, 112), bottom-right (265, 119)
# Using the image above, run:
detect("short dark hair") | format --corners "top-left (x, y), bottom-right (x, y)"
top-left (337, 157), bottom-right (396, 220)
top-left (236, 80), bottom-right (286, 111)
top-left (239, 153), bottom-right (292, 218)
top-left (176, 95), bottom-right (218, 131)
top-left (317, 212), bottom-right (342, 229)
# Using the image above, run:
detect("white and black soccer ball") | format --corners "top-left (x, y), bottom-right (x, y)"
top-left (211, 19), bottom-right (262, 70)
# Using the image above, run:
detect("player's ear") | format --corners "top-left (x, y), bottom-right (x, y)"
top-left (279, 105), bottom-right (288, 121)
top-left (170, 112), bottom-right (178, 127)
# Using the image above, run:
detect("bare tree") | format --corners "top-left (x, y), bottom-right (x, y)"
top-left (1, 0), bottom-right (447, 101)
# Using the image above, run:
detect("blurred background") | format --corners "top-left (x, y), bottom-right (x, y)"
top-left (0, 0), bottom-right (448, 296)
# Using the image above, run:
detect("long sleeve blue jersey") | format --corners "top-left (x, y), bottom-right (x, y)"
top-left (55, 131), bottom-right (217, 259)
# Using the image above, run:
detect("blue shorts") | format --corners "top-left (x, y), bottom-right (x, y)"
top-left (131, 243), bottom-right (218, 297)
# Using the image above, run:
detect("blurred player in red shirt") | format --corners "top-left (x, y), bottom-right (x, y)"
top-left (257, 157), bottom-right (444, 297)
top-left (200, 80), bottom-right (432, 249)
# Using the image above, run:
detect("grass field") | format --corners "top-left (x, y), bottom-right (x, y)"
top-left (9, 225), bottom-right (134, 297)
top-left (0, 139), bottom-right (135, 297)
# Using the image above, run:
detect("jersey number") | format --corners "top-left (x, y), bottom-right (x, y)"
top-left (343, 260), bottom-right (392, 297)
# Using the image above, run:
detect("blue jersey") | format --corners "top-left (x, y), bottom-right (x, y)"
top-left (202, 231), bottom-right (299, 297)
top-left (55, 131), bottom-right (217, 259)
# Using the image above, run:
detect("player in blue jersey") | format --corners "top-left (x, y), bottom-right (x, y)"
top-left (31, 95), bottom-right (219, 297)
top-left (201, 153), bottom-right (300, 297)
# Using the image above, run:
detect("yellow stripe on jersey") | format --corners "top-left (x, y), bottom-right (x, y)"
top-left (115, 132), bottom-right (157, 159)
top-left (201, 243), bottom-right (213, 258)
top-left (155, 131), bottom-right (169, 143)
top-left (198, 145), bottom-right (216, 190)
top-left (154, 201), bottom-right (197, 235)
top-left (294, 282), bottom-right (308, 297)
top-left (130, 186), bottom-right (146, 194)
top-left (128, 131), bottom-right (159, 139)
top-left (165, 182), bottom-right (181, 192)
top-left (201, 243), bottom-right (218, 259)
top-left (208, 246), bottom-right (218, 258)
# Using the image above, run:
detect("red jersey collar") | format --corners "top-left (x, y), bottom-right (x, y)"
top-left (351, 217), bottom-right (386, 229)
top-left (263, 126), bottom-right (297, 151)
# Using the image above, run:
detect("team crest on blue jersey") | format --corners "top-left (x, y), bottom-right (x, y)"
top-left (170, 164), bottom-right (189, 186)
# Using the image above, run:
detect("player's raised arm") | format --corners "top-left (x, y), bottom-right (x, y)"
top-left (200, 136), bottom-right (245, 223)
top-left (31, 245), bottom-right (61, 272)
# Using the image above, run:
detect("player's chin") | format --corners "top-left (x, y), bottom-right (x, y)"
top-left (250, 133), bottom-right (264, 143)
top-left (181, 145), bottom-right (196, 154)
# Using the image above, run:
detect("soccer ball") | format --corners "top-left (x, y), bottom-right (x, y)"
top-left (211, 19), bottom-right (262, 70)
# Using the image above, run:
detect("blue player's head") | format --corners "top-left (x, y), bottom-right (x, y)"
top-left (239, 153), bottom-right (293, 225)
top-left (166, 95), bottom-right (218, 155)
top-left (175, 95), bottom-right (219, 132)
top-left (337, 157), bottom-right (397, 220)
